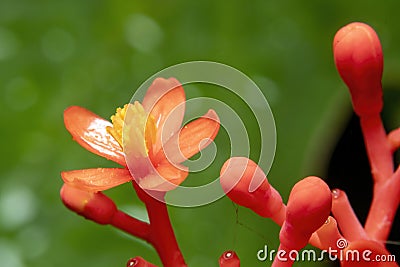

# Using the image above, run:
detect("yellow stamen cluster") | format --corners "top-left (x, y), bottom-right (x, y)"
top-left (106, 104), bottom-right (128, 148)
top-left (107, 102), bottom-right (157, 157)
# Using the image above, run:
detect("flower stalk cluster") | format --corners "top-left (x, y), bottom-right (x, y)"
top-left (220, 22), bottom-right (399, 266)
top-left (60, 22), bottom-right (399, 266)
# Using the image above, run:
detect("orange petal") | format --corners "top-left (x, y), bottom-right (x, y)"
top-left (137, 162), bottom-right (189, 191)
top-left (64, 106), bottom-right (126, 166)
top-left (61, 168), bottom-right (132, 192)
top-left (154, 109), bottom-right (220, 164)
top-left (142, 77), bottom-right (186, 154)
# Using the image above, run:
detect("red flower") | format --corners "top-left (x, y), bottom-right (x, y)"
top-left (61, 77), bottom-right (220, 192)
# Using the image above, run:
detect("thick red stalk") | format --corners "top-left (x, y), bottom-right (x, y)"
top-left (361, 114), bottom-right (399, 241)
top-left (309, 216), bottom-right (344, 253)
top-left (360, 115), bottom-right (393, 183)
top-left (271, 245), bottom-right (295, 267)
top-left (331, 189), bottom-right (368, 241)
top-left (365, 169), bottom-right (400, 241)
top-left (132, 182), bottom-right (187, 267)
top-left (111, 210), bottom-right (151, 242)
top-left (61, 184), bottom-right (152, 243)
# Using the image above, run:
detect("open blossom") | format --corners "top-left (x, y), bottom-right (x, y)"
top-left (61, 77), bottom-right (220, 192)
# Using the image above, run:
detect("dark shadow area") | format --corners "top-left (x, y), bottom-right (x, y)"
top-left (326, 89), bottom-right (400, 264)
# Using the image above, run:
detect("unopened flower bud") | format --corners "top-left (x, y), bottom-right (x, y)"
top-left (60, 184), bottom-right (117, 225)
top-left (126, 257), bottom-right (158, 267)
top-left (220, 157), bottom-right (284, 220)
top-left (333, 22), bottom-right (383, 116)
top-left (279, 176), bottom-right (332, 250)
top-left (219, 250), bottom-right (240, 267)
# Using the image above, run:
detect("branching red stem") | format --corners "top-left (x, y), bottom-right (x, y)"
top-left (365, 169), bottom-right (400, 241)
top-left (111, 210), bottom-right (151, 242)
top-left (309, 216), bottom-right (344, 252)
top-left (132, 181), bottom-right (187, 267)
top-left (331, 189), bottom-right (368, 241)
top-left (360, 115), bottom-right (393, 183)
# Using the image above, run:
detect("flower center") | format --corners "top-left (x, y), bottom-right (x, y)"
top-left (107, 102), bottom-right (156, 157)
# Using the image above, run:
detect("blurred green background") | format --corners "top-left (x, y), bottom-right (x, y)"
top-left (1, 0), bottom-right (400, 266)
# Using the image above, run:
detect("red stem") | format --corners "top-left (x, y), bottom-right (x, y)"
top-left (132, 182), bottom-right (187, 267)
top-left (360, 114), bottom-right (399, 241)
top-left (365, 169), bottom-right (400, 241)
top-left (111, 210), bottom-right (151, 242)
top-left (331, 189), bottom-right (368, 241)
top-left (271, 245), bottom-right (295, 267)
top-left (359, 115), bottom-right (393, 183)
top-left (309, 216), bottom-right (344, 251)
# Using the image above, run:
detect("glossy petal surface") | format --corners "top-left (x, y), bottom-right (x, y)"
top-left (64, 106), bottom-right (126, 166)
top-left (155, 109), bottom-right (220, 164)
top-left (138, 162), bottom-right (189, 191)
top-left (61, 168), bottom-right (132, 192)
top-left (142, 77), bottom-right (186, 154)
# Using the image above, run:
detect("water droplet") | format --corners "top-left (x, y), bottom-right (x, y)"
top-left (224, 251), bottom-right (233, 259)
top-left (331, 188), bottom-right (341, 199)
top-left (126, 258), bottom-right (138, 267)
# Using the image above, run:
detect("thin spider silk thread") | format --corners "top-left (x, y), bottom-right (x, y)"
top-left (230, 201), bottom-right (267, 245)
top-left (381, 240), bottom-right (400, 246)
top-left (231, 201), bottom-right (238, 248)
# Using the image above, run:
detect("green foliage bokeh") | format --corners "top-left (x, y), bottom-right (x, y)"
top-left (1, 1), bottom-right (400, 266)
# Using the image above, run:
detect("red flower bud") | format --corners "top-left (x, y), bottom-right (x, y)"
top-left (333, 22), bottom-right (383, 116)
top-left (126, 257), bottom-right (158, 267)
top-left (279, 176), bottom-right (332, 250)
top-left (220, 157), bottom-right (284, 221)
top-left (60, 184), bottom-right (117, 225)
top-left (219, 251), bottom-right (240, 267)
